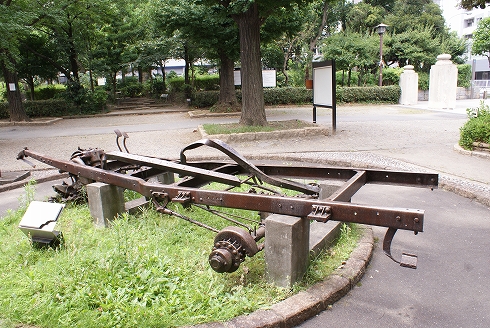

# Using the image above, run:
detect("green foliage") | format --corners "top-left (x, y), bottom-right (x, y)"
top-left (418, 71), bottom-right (430, 91)
top-left (457, 64), bottom-right (472, 88)
top-left (0, 187), bottom-right (360, 327)
top-left (26, 85), bottom-right (66, 100)
top-left (381, 67), bottom-right (403, 86)
top-left (0, 100), bottom-right (78, 119)
top-left (263, 87), bottom-right (312, 105)
top-left (337, 85), bottom-right (400, 103)
top-left (203, 119), bottom-right (316, 134)
top-left (385, 27), bottom-right (440, 73)
top-left (459, 101), bottom-right (490, 150)
top-left (168, 75), bottom-right (220, 93)
top-left (192, 91), bottom-right (220, 108)
top-left (471, 17), bottom-right (490, 59)
top-left (145, 76), bottom-right (167, 97)
top-left (118, 77), bottom-right (144, 98)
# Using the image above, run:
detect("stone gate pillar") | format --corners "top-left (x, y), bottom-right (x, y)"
top-left (428, 54), bottom-right (458, 109)
top-left (399, 65), bottom-right (418, 105)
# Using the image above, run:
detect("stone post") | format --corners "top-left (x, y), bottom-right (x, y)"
top-left (86, 182), bottom-right (125, 228)
top-left (399, 65), bottom-right (418, 105)
top-left (265, 214), bottom-right (310, 288)
top-left (428, 54), bottom-right (458, 109)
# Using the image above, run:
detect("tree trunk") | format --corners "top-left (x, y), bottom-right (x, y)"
top-left (218, 52), bottom-right (238, 106)
top-left (233, 3), bottom-right (266, 126)
top-left (27, 76), bottom-right (35, 100)
top-left (1, 61), bottom-right (28, 122)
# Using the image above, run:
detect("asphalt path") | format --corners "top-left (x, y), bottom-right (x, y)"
top-left (298, 184), bottom-right (490, 327)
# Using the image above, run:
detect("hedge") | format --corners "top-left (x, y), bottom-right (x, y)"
top-left (0, 99), bottom-right (78, 119)
top-left (1, 85), bottom-right (401, 118)
top-left (191, 85), bottom-right (400, 108)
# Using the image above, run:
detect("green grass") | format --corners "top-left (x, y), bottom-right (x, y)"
top-left (203, 119), bottom-right (317, 135)
top-left (0, 182), bottom-right (360, 328)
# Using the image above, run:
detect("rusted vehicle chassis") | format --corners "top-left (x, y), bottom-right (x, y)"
top-left (17, 139), bottom-right (438, 271)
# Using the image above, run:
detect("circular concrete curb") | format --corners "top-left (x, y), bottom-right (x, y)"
top-left (188, 226), bottom-right (374, 328)
top-left (453, 143), bottom-right (490, 159)
top-left (0, 117), bottom-right (63, 127)
top-left (197, 124), bottom-right (329, 143)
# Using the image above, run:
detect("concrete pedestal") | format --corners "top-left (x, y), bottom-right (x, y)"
top-left (87, 182), bottom-right (125, 228)
top-left (399, 65), bottom-right (418, 105)
top-left (265, 214), bottom-right (310, 288)
top-left (428, 54), bottom-right (458, 109)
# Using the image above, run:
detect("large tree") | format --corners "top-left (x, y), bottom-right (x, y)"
top-left (0, 0), bottom-right (32, 121)
top-left (152, 0), bottom-right (241, 111)
top-left (217, 0), bottom-right (315, 126)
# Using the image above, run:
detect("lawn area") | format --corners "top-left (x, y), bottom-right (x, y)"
top-left (0, 182), bottom-right (360, 328)
top-left (202, 119), bottom-right (317, 135)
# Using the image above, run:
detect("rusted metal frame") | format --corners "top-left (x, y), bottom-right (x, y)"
top-left (185, 161), bottom-right (439, 189)
top-left (19, 149), bottom-right (424, 233)
top-left (174, 164), bottom-right (240, 188)
top-left (179, 139), bottom-right (320, 194)
top-left (364, 170), bottom-right (438, 188)
top-left (327, 170), bottom-right (367, 202)
top-left (105, 151), bottom-right (242, 187)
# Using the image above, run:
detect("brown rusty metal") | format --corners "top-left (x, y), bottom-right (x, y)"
top-left (17, 138), bottom-right (438, 272)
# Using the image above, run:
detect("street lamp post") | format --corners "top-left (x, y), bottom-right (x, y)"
top-left (376, 23), bottom-right (388, 87)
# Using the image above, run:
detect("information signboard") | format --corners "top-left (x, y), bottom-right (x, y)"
top-left (312, 60), bottom-right (336, 132)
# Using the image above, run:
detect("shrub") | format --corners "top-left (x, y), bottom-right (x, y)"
top-left (0, 99), bottom-right (78, 119)
top-left (167, 77), bottom-right (186, 93)
top-left (459, 101), bottom-right (490, 150)
top-left (337, 85), bottom-right (400, 103)
top-left (0, 102), bottom-right (8, 119)
top-left (119, 77), bottom-right (144, 98)
top-left (192, 91), bottom-right (219, 107)
top-left (418, 72), bottom-right (429, 91)
top-left (145, 76), bottom-right (166, 97)
top-left (167, 75), bottom-right (220, 93)
top-left (263, 87), bottom-right (312, 105)
top-left (457, 64), bottom-right (471, 88)
top-left (26, 84), bottom-right (66, 100)
top-left (382, 68), bottom-right (403, 86)
top-left (24, 99), bottom-right (78, 117)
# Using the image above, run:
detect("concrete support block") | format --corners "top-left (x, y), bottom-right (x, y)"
top-left (265, 214), bottom-right (310, 288)
top-left (429, 54), bottom-right (458, 109)
top-left (157, 172), bottom-right (175, 184)
top-left (399, 65), bottom-right (419, 105)
top-left (87, 182), bottom-right (125, 228)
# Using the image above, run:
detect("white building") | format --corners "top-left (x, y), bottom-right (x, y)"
top-left (439, 0), bottom-right (490, 88)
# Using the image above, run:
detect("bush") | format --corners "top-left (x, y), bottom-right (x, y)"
top-left (0, 102), bottom-right (8, 119)
top-left (118, 77), bottom-right (144, 98)
top-left (145, 76), bottom-right (166, 97)
top-left (418, 72), bottom-right (429, 91)
top-left (26, 85), bottom-right (66, 100)
top-left (25, 99), bottom-right (78, 117)
top-left (459, 101), bottom-right (490, 150)
top-left (457, 64), bottom-right (472, 88)
top-left (167, 75), bottom-right (220, 93)
top-left (382, 68), bottom-right (404, 86)
top-left (192, 91), bottom-right (219, 107)
top-left (263, 87), bottom-right (312, 105)
top-left (337, 85), bottom-right (400, 103)
top-left (190, 85), bottom-right (399, 108)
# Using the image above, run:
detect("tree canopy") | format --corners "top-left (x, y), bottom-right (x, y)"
top-left (1, 0), bottom-right (471, 123)
top-left (471, 17), bottom-right (490, 66)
